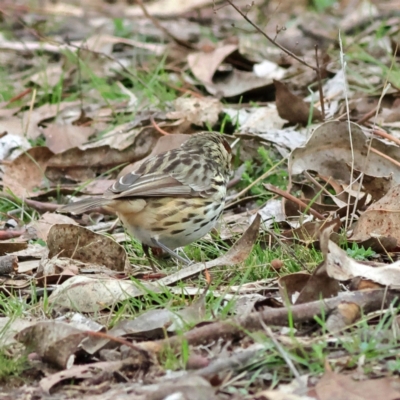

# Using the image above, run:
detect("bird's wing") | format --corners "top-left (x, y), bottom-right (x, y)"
top-left (106, 173), bottom-right (194, 198)
top-left (104, 149), bottom-right (215, 199)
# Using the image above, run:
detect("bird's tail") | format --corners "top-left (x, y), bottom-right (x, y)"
top-left (58, 197), bottom-right (112, 214)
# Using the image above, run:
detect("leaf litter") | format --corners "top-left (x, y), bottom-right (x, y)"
top-left (2, 0), bottom-right (400, 398)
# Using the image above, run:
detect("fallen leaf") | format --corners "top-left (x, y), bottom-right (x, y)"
top-left (166, 97), bottom-right (223, 127)
top-left (0, 242), bottom-right (28, 256)
top-left (30, 212), bottom-right (78, 241)
top-left (188, 44), bottom-right (274, 97)
top-left (351, 167), bottom-right (393, 202)
top-left (42, 124), bottom-right (95, 154)
top-left (15, 321), bottom-right (87, 369)
top-left (45, 126), bottom-right (160, 182)
top-left (48, 275), bottom-right (155, 312)
top-left (351, 184), bottom-right (400, 246)
top-left (289, 121), bottom-right (400, 185)
top-left (3, 147), bottom-right (54, 197)
top-left (47, 224), bottom-right (128, 271)
top-left (274, 79), bottom-right (322, 125)
top-left (315, 371), bottom-right (400, 400)
top-left (39, 358), bottom-right (138, 394)
top-left (321, 230), bottom-right (400, 287)
top-left (188, 43), bottom-right (238, 85)
top-left (278, 272), bottom-right (311, 304)
top-left (0, 317), bottom-right (37, 347)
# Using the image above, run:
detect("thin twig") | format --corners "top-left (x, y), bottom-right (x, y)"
top-left (314, 45), bottom-right (325, 121)
top-left (225, 0), bottom-right (317, 72)
top-left (371, 127), bottom-right (400, 146)
top-left (369, 146), bottom-right (400, 168)
top-left (150, 115), bottom-right (170, 135)
top-left (264, 184), bottom-right (325, 220)
top-left (138, 289), bottom-right (398, 354)
top-left (258, 317), bottom-right (302, 383)
top-left (228, 157), bottom-right (286, 202)
top-left (356, 106), bottom-right (379, 125)
top-left (6, 88), bottom-right (32, 106)
top-left (338, 31), bottom-right (356, 232)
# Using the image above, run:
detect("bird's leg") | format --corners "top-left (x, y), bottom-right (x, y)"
top-left (175, 247), bottom-right (192, 265)
top-left (142, 244), bottom-right (157, 272)
top-left (150, 238), bottom-right (192, 266)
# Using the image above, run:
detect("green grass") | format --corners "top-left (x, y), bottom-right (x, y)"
top-left (346, 242), bottom-right (376, 261)
top-left (0, 349), bottom-right (28, 383)
top-left (237, 147), bottom-right (288, 203)
top-left (0, 196), bottom-right (39, 224)
top-left (311, 0), bottom-right (337, 12)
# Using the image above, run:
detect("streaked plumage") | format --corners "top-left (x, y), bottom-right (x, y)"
top-left (59, 132), bottom-right (232, 265)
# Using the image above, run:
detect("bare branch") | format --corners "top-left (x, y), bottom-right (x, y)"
top-left (225, 0), bottom-right (318, 72)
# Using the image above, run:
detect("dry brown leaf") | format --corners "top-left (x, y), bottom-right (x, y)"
top-left (321, 230), bottom-right (400, 287)
top-left (281, 218), bottom-right (341, 245)
top-left (47, 224), bottom-right (128, 271)
top-left (39, 358), bottom-right (140, 395)
top-left (36, 257), bottom-right (80, 282)
top-left (48, 275), bottom-right (155, 312)
top-left (0, 242), bottom-right (28, 256)
top-left (42, 124), bottom-right (95, 154)
top-left (188, 44), bottom-right (274, 97)
top-left (29, 64), bottom-right (66, 88)
top-left (278, 272), bottom-right (311, 304)
top-left (30, 212), bottom-right (78, 241)
top-left (15, 321), bottom-right (87, 370)
top-left (0, 317), bottom-right (38, 347)
top-left (19, 102), bottom-right (82, 140)
top-left (351, 166), bottom-right (393, 202)
top-left (315, 371), bottom-right (400, 400)
top-left (289, 121), bottom-right (400, 185)
top-left (274, 80), bottom-right (322, 125)
top-left (351, 184), bottom-right (400, 245)
top-left (166, 97), bottom-right (223, 127)
top-left (296, 269), bottom-right (340, 305)
top-left (45, 126), bottom-right (160, 182)
top-left (188, 43), bottom-right (238, 85)
top-left (3, 147), bottom-right (54, 197)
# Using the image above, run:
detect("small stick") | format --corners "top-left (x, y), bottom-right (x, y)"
top-left (369, 146), bottom-right (400, 168)
top-left (264, 183), bottom-right (325, 220)
top-left (356, 106), bottom-right (379, 125)
top-left (371, 127), bottom-right (400, 146)
top-left (150, 115), bottom-right (170, 135)
top-left (315, 45), bottom-right (325, 121)
top-left (225, 0), bottom-right (317, 72)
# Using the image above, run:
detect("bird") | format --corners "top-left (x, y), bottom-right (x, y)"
top-left (58, 131), bottom-right (233, 268)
